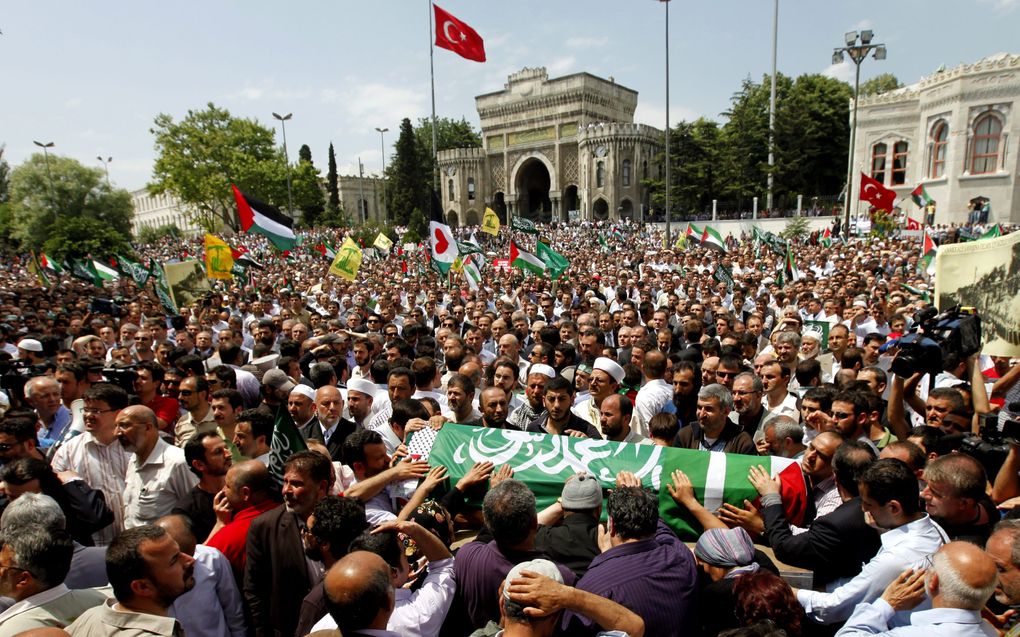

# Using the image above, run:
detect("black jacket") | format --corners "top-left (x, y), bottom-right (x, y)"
top-left (305, 417), bottom-right (357, 461)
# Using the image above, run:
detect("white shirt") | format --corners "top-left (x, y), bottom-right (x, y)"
top-left (123, 437), bottom-right (198, 528)
top-left (798, 514), bottom-right (948, 625)
top-left (51, 431), bottom-right (132, 546)
top-left (764, 391), bottom-right (800, 423)
top-left (313, 557), bottom-right (456, 637)
top-left (835, 598), bottom-right (996, 637)
top-left (170, 545), bottom-right (246, 637)
top-left (633, 379), bottom-right (674, 437)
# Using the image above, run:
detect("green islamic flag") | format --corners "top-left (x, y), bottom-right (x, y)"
top-left (535, 241), bottom-right (569, 279)
top-left (116, 254), bottom-right (151, 287)
top-left (69, 259), bottom-right (103, 287)
top-left (154, 280), bottom-right (178, 315)
top-left (148, 259), bottom-right (167, 288)
top-left (510, 216), bottom-right (539, 235)
top-left (980, 224), bottom-right (1002, 240)
top-left (712, 264), bottom-right (734, 290)
top-left (268, 404), bottom-right (308, 486)
top-left (421, 425), bottom-right (809, 539)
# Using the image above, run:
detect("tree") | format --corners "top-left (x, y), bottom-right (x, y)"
top-left (149, 102), bottom-right (289, 232)
top-left (405, 209), bottom-right (427, 243)
top-left (8, 153), bottom-right (133, 259)
top-left (138, 223), bottom-right (182, 244)
top-left (387, 118), bottom-right (427, 225)
top-left (326, 142), bottom-right (340, 220)
top-left (859, 73), bottom-right (902, 97)
top-left (413, 116), bottom-right (482, 185)
top-left (292, 145), bottom-right (325, 226)
top-left (0, 145), bottom-right (9, 205)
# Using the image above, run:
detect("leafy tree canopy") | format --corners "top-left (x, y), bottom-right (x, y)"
top-left (859, 73), bottom-right (903, 97)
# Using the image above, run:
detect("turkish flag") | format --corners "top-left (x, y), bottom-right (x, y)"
top-left (904, 216), bottom-right (921, 231)
top-left (859, 172), bottom-right (896, 212)
top-left (434, 4), bottom-right (485, 62)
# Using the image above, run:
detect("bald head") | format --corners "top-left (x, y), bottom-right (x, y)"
top-left (931, 541), bottom-right (998, 610)
top-left (156, 514), bottom-right (197, 557)
top-left (115, 405), bottom-right (160, 455)
top-left (119, 404), bottom-right (159, 428)
top-left (325, 551), bottom-right (394, 632)
top-left (315, 385), bottom-right (343, 427)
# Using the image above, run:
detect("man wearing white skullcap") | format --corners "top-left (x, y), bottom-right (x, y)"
top-left (345, 378), bottom-right (376, 428)
top-left (572, 357), bottom-right (629, 434)
top-left (288, 384), bottom-right (318, 440)
top-left (507, 363), bottom-right (555, 430)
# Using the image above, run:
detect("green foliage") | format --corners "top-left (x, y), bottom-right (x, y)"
top-left (859, 73), bottom-right (902, 97)
top-left (779, 215), bottom-right (809, 241)
top-left (292, 156), bottom-right (325, 226)
top-left (349, 221), bottom-right (399, 247)
top-left (298, 144), bottom-right (313, 164)
top-left (404, 208), bottom-right (427, 243)
top-left (326, 142), bottom-right (340, 219)
top-left (413, 116), bottom-right (482, 183)
top-left (644, 71), bottom-right (850, 215)
top-left (387, 118), bottom-right (427, 225)
top-left (137, 223), bottom-right (182, 244)
top-left (8, 153), bottom-right (133, 259)
top-left (0, 145), bottom-right (10, 205)
top-left (869, 209), bottom-right (897, 237)
top-left (149, 102), bottom-right (289, 233)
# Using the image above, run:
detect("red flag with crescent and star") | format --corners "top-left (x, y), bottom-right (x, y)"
top-left (434, 4), bottom-right (486, 62)
top-left (859, 172), bottom-right (897, 212)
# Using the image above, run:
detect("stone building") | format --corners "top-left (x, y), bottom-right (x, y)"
top-left (438, 67), bottom-right (662, 226)
top-left (131, 188), bottom-right (201, 236)
top-left (853, 52), bottom-right (1020, 224)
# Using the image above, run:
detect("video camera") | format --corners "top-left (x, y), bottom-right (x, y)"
top-left (88, 365), bottom-right (139, 395)
top-left (0, 359), bottom-right (56, 403)
top-left (944, 404), bottom-right (1020, 478)
top-left (889, 305), bottom-right (982, 378)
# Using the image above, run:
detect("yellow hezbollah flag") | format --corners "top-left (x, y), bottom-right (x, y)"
top-left (373, 232), bottom-right (393, 251)
top-left (204, 234), bottom-right (234, 279)
top-left (329, 236), bottom-right (363, 281)
top-left (481, 207), bottom-right (500, 236)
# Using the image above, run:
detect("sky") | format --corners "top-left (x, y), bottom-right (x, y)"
top-left (2, 0), bottom-right (1018, 192)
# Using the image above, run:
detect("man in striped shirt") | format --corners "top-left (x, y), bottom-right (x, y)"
top-left (51, 383), bottom-right (133, 546)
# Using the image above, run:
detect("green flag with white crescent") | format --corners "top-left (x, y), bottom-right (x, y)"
top-left (418, 425), bottom-right (809, 539)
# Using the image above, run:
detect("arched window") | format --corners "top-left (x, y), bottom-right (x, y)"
top-left (448, 179), bottom-right (455, 201)
top-left (891, 141), bottom-right (908, 185)
top-left (467, 177), bottom-right (476, 200)
top-left (930, 121), bottom-right (948, 178)
top-left (971, 113), bottom-right (1003, 175)
top-left (596, 161), bottom-right (605, 188)
top-left (642, 160), bottom-right (648, 180)
top-left (622, 159), bottom-right (632, 187)
top-left (871, 143), bottom-right (888, 184)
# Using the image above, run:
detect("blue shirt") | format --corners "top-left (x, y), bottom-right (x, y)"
top-left (565, 519), bottom-right (698, 637)
top-left (835, 598), bottom-right (997, 637)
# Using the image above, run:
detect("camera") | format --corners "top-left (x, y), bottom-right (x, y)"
top-left (93, 365), bottom-right (139, 394)
top-left (890, 306), bottom-right (982, 377)
top-left (0, 360), bottom-right (54, 403)
top-left (89, 298), bottom-right (123, 317)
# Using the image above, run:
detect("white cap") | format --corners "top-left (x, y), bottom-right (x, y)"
top-left (290, 384), bottom-right (316, 401)
top-left (17, 338), bottom-right (43, 352)
top-left (528, 363), bottom-right (556, 379)
top-left (593, 357), bottom-right (625, 384)
top-left (347, 378), bottom-right (377, 398)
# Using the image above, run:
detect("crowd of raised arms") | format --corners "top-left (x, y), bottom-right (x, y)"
top-left (1, 217), bottom-right (1019, 637)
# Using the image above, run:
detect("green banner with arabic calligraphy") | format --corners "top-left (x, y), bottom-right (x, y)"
top-left (424, 424), bottom-right (807, 540)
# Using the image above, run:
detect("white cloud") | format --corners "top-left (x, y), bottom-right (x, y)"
top-left (565, 36), bottom-right (609, 49)
top-left (65, 97), bottom-right (83, 108)
top-left (979, 0), bottom-right (1019, 11)
top-left (227, 80), bottom-right (312, 102)
top-left (324, 82), bottom-right (429, 128)
top-left (633, 102), bottom-right (701, 127)
top-left (545, 55), bottom-right (576, 76)
top-left (822, 61), bottom-right (854, 83)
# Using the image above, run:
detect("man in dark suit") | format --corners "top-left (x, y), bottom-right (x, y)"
top-left (751, 440), bottom-right (882, 590)
top-left (244, 450), bottom-right (332, 637)
top-left (305, 385), bottom-right (356, 461)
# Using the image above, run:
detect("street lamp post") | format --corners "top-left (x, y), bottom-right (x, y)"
top-left (96, 156), bottom-right (112, 186)
top-left (766, 0), bottom-right (779, 213)
top-left (659, 0), bottom-right (671, 244)
top-left (375, 127), bottom-right (389, 220)
top-left (833, 30), bottom-right (886, 234)
top-left (272, 112), bottom-right (295, 218)
top-left (33, 141), bottom-right (56, 220)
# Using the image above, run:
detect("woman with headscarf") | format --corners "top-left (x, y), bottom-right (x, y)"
top-left (693, 526), bottom-right (778, 636)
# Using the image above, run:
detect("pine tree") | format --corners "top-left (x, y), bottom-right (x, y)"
top-left (298, 144), bottom-right (313, 164)
top-left (388, 118), bottom-right (426, 225)
top-left (326, 142), bottom-right (340, 215)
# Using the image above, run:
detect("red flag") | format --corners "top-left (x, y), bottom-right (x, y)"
top-left (401, 261), bottom-right (408, 274)
top-left (904, 216), bottom-right (921, 231)
top-left (859, 172), bottom-right (896, 212)
top-left (434, 4), bottom-right (486, 62)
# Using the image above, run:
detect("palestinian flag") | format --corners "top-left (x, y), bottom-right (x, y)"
top-left (920, 227), bottom-right (937, 275)
top-left (820, 227), bottom-right (832, 248)
top-left (314, 242), bottom-right (336, 260)
top-left (686, 223), bottom-right (703, 245)
top-left (92, 259), bottom-right (119, 281)
top-left (28, 253), bottom-right (51, 288)
top-left (911, 184), bottom-right (934, 208)
top-left (783, 246), bottom-right (802, 283)
top-left (701, 226), bottom-right (727, 253)
top-left (232, 184), bottom-right (297, 251)
top-left (39, 252), bottom-right (63, 273)
top-left (429, 221), bottom-right (458, 274)
top-left (510, 241), bottom-right (546, 277)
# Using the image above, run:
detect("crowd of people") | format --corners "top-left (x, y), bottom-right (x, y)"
top-left (0, 216), bottom-right (1019, 637)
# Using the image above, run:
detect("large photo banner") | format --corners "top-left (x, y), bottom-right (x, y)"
top-left (935, 231), bottom-right (1020, 356)
top-left (413, 424), bottom-right (807, 540)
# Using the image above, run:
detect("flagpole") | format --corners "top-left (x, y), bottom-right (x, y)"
top-left (428, 0), bottom-right (440, 198)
